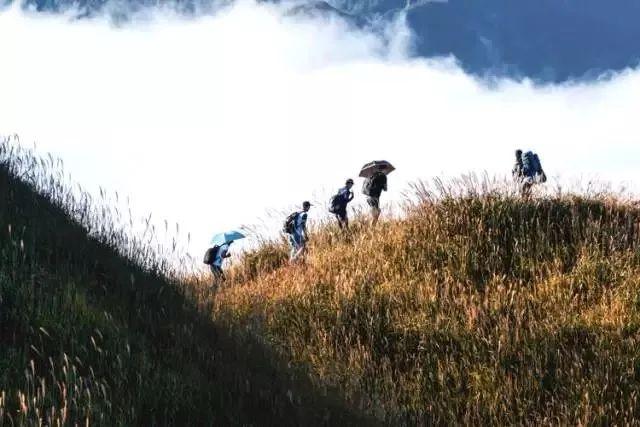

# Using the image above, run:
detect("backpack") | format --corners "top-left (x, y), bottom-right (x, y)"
top-left (328, 193), bottom-right (346, 214)
top-left (533, 153), bottom-right (547, 183)
top-left (521, 151), bottom-right (536, 178)
top-left (203, 245), bottom-right (220, 265)
top-left (283, 212), bottom-right (299, 234)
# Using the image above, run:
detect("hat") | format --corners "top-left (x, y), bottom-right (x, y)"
top-left (346, 178), bottom-right (354, 185)
top-left (302, 201), bottom-right (312, 208)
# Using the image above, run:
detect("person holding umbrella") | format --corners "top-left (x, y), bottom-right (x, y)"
top-left (360, 160), bottom-right (394, 226)
top-left (204, 230), bottom-right (245, 288)
top-left (211, 242), bottom-right (232, 283)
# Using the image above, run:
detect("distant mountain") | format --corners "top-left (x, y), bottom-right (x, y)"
top-left (332, 0), bottom-right (640, 82)
top-left (15, 0), bottom-right (640, 82)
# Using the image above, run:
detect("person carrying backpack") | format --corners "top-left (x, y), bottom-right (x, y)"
top-left (203, 241), bottom-right (232, 288)
top-left (362, 169), bottom-right (387, 226)
top-left (284, 201), bottom-right (312, 264)
top-left (329, 178), bottom-right (355, 230)
top-left (513, 149), bottom-right (547, 198)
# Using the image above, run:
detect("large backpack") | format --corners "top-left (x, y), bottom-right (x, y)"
top-left (203, 245), bottom-right (220, 265)
top-left (283, 212), bottom-right (299, 234)
top-left (533, 153), bottom-right (547, 183)
top-left (328, 193), bottom-right (345, 214)
top-left (521, 151), bottom-right (536, 178)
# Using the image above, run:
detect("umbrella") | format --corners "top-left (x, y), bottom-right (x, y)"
top-left (210, 230), bottom-right (246, 246)
top-left (359, 160), bottom-right (395, 178)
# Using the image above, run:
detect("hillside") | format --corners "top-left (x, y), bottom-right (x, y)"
top-left (4, 134), bottom-right (640, 425)
top-left (0, 138), bottom-right (366, 425)
top-left (216, 179), bottom-right (640, 424)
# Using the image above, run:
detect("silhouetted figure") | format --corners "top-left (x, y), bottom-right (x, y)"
top-left (513, 149), bottom-right (547, 198)
top-left (329, 178), bottom-right (355, 230)
top-left (363, 169), bottom-right (387, 226)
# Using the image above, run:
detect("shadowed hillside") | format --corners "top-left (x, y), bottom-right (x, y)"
top-left (0, 137), bottom-right (368, 425)
top-left (215, 178), bottom-right (640, 424)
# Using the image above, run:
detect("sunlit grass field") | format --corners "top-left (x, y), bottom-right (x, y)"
top-left (215, 178), bottom-right (640, 424)
top-left (3, 134), bottom-right (640, 424)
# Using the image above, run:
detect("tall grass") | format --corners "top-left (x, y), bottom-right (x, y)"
top-left (0, 136), bottom-right (365, 425)
top-left (215, 175), bottom-right (640, 424)
top-left (5, 131), bottom-right (640, 424)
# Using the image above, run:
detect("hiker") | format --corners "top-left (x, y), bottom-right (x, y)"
top-left (362, 168), bottom-right (387, 226)
top-left (513, 149), bottom-right (547, 198)
top-left (284, 201), bottom-right (311, 264)
top-left (329, 178), bottom-right (355, 230)
top-left (203, 241), bottom-right (232, 287)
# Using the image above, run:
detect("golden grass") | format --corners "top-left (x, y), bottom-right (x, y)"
top-left (214, 181), bottom-right (640, 424)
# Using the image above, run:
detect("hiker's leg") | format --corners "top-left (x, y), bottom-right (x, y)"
top-left (299, 239), bottom-right (309, 263)
top-left (288, 235), bottom-right (297, 263)
top-left (295, 234), bottom-right (308, 263)
top-left (367, 197), bottom-right (380, 226)
top-left (336, 211), bottom-right (347, 230)
top-left (290, 234), bottom-right (303, 264)
top-left (210, 266), bottom-right (223, 290)
top-left (371, 199), bottom-right (381, 226)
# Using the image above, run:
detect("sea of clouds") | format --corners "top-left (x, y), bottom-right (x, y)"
top-left (2, 1), bottom-right (640, 261)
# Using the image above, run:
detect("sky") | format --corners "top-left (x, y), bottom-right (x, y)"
top-left (2, 2), bottom-right (640, 264)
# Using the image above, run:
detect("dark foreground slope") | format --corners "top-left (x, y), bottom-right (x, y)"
top-left (217, 180), bottom-right (640, 424)
top-left (0, 141), bottom-right (368, 425)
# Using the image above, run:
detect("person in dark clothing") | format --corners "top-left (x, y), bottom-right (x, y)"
top-left (513, 149), bottom-right (547, 198)
top-left (512, 149), bottom-right (532, 197)
top-left (331, 178), bottom-right (355, 230)
top-left (365, 169), bottom-right (387, 226)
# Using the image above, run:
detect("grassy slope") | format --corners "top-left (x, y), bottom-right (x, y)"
top-left (0, 150), bottom-right (367, 425)
top-left (216, 185), bottom-right (640, 424)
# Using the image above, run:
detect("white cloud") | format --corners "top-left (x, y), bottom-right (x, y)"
top-left (2, 2), bottom-right (640, 263)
